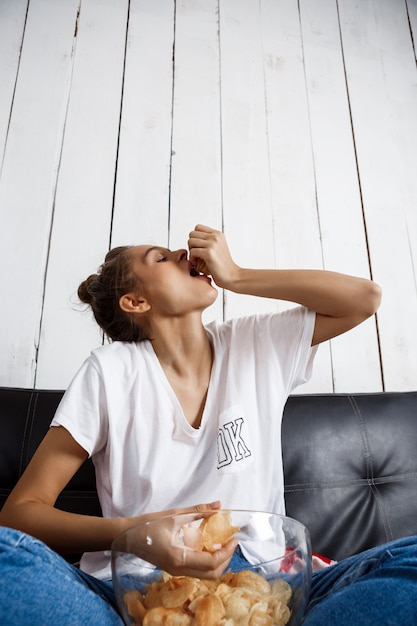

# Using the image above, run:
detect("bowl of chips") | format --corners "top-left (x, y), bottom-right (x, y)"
top-left (111, 510), bottom-right (312, 626)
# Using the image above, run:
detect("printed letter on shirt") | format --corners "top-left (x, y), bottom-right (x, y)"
top-left (217, 406), bottom-right (252, 473)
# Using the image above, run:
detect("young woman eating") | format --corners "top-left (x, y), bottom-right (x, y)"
top-left (1, 224), bottom-right (416, 625)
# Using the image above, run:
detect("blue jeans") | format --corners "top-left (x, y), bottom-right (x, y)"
top-left (1, 526), bottom-right (417, 625)
top-left (303, 534), bottom-right (417, 625)
top-left (0, 527), bottom-right (122, 625)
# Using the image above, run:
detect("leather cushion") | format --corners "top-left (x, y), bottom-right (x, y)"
top-left (282, 392), bottom-right (417, 561)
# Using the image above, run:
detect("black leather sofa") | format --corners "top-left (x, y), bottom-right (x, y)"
top-left (1, 387), bottom-right (416, 563)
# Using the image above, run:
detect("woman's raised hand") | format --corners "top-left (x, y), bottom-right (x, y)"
top-left (188, 225), bottom-right (240, 289)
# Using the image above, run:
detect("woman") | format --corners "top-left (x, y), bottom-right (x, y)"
top-left (1, 224), bottom-right (412, 625)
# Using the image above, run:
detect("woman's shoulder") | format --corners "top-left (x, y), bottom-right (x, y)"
top-left (205, 313), bottom-right (268, 344)
top-left (91, 339), bottom-right (148, 355)
top-left (87, 339), bottom-right (150, 372)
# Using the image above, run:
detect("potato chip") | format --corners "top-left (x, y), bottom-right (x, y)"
top-left (199, 512), bottom-right (239, 553)
top-left (224, 570), bottom-right (271, 596)
top-left (189, 591), bottom-right (225, 626)
top-left (161, 578), bottom-right (200, 609)
top-left (271, 601), bottom-right (292, 626)
top-left (144, 581), bottom-right (167, 610)
top-left (270, 579), bottom-right (292, 604)
top-left (222, 587), bottom-right (255, 621)
top-left (124, 589), bottom-right (147, 623)
top-left (142, 607), bottom-right (192, 626)
top-left (248, 607), bottom-right (274, 626)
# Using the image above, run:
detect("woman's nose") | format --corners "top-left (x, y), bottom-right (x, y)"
top-left (172, 249), bottom-right (188, 262)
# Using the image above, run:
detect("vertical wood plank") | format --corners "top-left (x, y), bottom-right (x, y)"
top-left (35, 0), bottom-right (129, 388)
top-left (111, 0), bottom-right (175, 248)
top-left (219, 0), bottom-right (276, 319)
top-left (0, 0), bottom-right (28, 165)
top-left (299, 0), bottom-right (382, 391)
top-left (377, 0), bottom-right (417, 299)
top-left (260, 0), bottom-right (333, 393)
top-left (0, 0), bottom-right (79, 387)
top-left (168, 0), bottom-right (223, 323)
top-left (338, 0), bottom-right (417, 390)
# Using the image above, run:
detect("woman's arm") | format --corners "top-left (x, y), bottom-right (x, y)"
top-left (188, 225), bottom-right (381, 345)
top-left (0, 425), bottom-right (126, 553)
top-left (221, 267), bottom-right (381, 346)
top-left (0, 425), bottom-right (235, 577)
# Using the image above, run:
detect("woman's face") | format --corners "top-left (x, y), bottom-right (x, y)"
top-left (126, 244), bottom-right (218, 316)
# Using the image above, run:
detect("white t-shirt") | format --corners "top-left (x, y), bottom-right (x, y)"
top-left (51, 306), bottom-right (317, 579)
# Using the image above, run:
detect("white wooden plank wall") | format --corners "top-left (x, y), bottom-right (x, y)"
top-left (0, 0), bottom-right (416, 393)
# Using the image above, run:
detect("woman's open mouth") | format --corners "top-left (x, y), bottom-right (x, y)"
top-left (189, 266), bottom-right (212, 283)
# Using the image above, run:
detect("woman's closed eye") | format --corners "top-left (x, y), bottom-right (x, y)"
top-left (154, 248), bottom-right (171, 262)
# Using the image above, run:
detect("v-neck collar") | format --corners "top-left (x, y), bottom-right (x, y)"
top-left (143, 339), bottom-right (217, 435)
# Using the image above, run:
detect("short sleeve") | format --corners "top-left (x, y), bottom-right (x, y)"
top-left (50, 356), bottom-right (108, 457)
top-left (267, 306), bottom-right (318, 394)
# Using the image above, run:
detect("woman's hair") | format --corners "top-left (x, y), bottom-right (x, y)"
top-left (78, 246), bottom-right (148, 342)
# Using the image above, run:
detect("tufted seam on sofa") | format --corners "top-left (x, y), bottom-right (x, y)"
top-left (285, 478), bottom-right (377, 491)
top-left (285, 472), bottom-right (417, 492)
top-left (349, 396), bottom-right (394, 542)
top-left (372, 473), bottom-right (417, 484)
top-left (18, 391), bottom-right (37, 477)
top-left (24, 391), bottom-right (39, 468)
top-left (349, 396), bottom-right (373, 479)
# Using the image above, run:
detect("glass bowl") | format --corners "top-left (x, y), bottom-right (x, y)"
top-left (111, 510), bottom-right (312, 626)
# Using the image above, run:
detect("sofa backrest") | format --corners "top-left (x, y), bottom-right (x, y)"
top-left (0, 387), bottom-right (101, 518)
top-left (282, 391), bottom-right (417, 561)
top-left (1, 387), bottom-right (416, 562)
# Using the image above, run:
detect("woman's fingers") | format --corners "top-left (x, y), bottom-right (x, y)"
top-left (170, 537), bottom-right (238, 579)
top-left (138, 501), bottom-right (221, 524)
top-left (188, 225), bottom-right (218, 249)
top-left (187, 501), bottom-right (221, 513)
top-left (193, 224), bottom-right (213, 235)
top-left (188, 226), bottom-right (235, 283)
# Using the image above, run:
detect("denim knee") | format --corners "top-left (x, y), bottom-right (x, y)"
top-left (304, 535), bottom-right (417, 626)
top-left (0, 526), bottom-right (123, 626)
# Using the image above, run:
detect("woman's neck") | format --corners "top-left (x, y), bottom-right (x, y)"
top-left (149, 318), bottom-right (213, 428)
top-left (150, 319), bottom-right (212, 377)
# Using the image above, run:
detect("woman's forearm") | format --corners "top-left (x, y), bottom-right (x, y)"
top-left (223, 267), bottom-right (381, 319)
top-left (0, 500), bottom-right (129, 554)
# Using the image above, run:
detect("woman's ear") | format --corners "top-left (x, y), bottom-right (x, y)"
top-left (119, 293), bottom-right (151, 314)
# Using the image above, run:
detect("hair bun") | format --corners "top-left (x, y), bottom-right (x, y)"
top-left (77, 274), bottom-right (98, 304)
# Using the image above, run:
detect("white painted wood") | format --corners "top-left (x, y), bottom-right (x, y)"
top-left (35, 0), bottom-right (129, 388)
top-left (219, 0), bottom-right (277, 320)
top-left (0, 0), bottom-right (28, 165)
top-left (299, 0), bottom-right (382, 392)
top-left (338, 0), bottom-right (417, 390)
top-left (0, 0), bottom-right (79, 387)
top-left (375, 0), bottom-right (417, 299)
top-left (260, 0), bottom-right (333, 393)
top-left (111, 0), bottom-right (175, 249)
top-left (168, 0), bottom-right (223, 324)
top-left (373, 0), bottom-right (417, 389)
top-left (261, 0), bottom-right (322, 271)
top-left (0, 0), bottom-right (416, 392)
